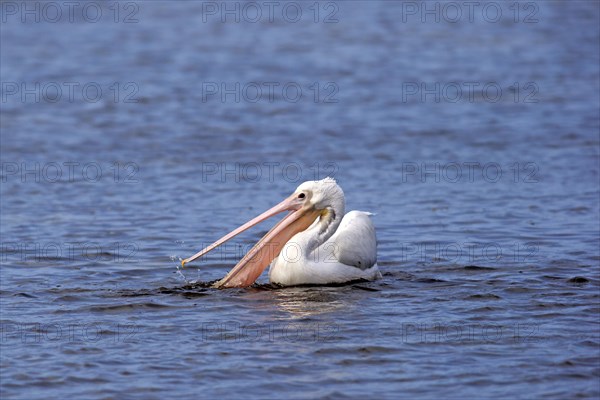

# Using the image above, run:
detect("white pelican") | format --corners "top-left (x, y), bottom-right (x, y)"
top-left (181, 177), bottom-right (380, 288)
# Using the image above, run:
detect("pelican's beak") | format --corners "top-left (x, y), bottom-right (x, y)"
top-left (181, 193), bottom-right (320, 288)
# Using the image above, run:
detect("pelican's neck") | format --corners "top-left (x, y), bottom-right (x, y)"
top-left (295, 200), bottom-right (345, 256)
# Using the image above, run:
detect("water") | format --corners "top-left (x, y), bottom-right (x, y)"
top-left (1, 1), bottom-right (599, 398)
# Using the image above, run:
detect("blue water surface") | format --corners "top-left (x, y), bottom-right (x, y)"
top-left (1, 1), bottom-right (599, 399)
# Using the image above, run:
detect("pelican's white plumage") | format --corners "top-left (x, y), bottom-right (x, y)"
top-left (182, 178), bottom-right (380, 288)
top-left (269, 178), bottom-right (379, 285)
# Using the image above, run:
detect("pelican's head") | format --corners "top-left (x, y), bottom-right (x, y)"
top-left (181, 177), bottom-right (343, 288)
top-left (294, 177), bottom-right (345, 213)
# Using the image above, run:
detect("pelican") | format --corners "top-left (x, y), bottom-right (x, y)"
top-left (181, 177), bottom-right (380, 288)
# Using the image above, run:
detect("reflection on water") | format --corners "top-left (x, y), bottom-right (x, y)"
top-left (271, 287), bottom-right (356, 319)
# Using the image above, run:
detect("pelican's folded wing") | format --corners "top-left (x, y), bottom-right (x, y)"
top-left (326, 210), bottom-right (377, 270)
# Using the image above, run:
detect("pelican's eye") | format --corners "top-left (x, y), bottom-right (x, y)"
top-left (297, 193), bottom-right (306, 199)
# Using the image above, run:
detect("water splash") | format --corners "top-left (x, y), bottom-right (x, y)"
top-left (171, 254), bottom-right (189, 284)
